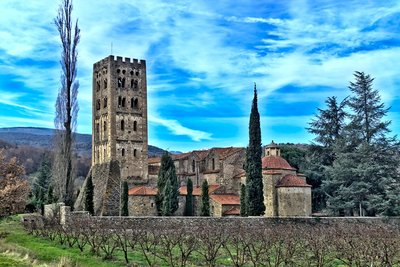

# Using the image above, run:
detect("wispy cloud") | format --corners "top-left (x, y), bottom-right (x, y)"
top-left (0, 0), bottom-right (399, 149)
top-left (149, 115), bottom-right (212, 142)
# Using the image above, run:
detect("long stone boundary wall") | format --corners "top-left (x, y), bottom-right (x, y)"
top-left (54, 206), bottom-right (400, 230)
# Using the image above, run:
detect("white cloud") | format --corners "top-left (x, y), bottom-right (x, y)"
top-left (0, 0), bottom-right (400, 148)
top-left (149, 115), bottom-right (212, 141)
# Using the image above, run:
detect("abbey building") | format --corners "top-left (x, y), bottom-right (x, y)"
top-left (75, 55), bottom-right (312, 217)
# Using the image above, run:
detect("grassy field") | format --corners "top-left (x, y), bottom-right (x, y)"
top-left (0, 215), bottom-right (230, 266)
top-left (1, 215), bottom-right (392, 266)
top-left (0, 215), bottom-right (132, 266)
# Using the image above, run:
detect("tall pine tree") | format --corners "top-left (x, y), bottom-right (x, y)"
top-left (84, 176), bottom-right (94, 215)
top-left (306, 96), bottom-right (348, 211)
top-left (245, 84), bottom-right (265, 216)
top-left (200, 180), bottom-right (210, 216)
top-left (308, 96), bottom-right (348, 149)
top-left (323, 72), bottom-right (400, 216)
top-left (347, 71), bottom-right (390, 145)
top-left (184, 178), bottom-right (194, 216)
top-left (121, 181), bottom-right (129, 216)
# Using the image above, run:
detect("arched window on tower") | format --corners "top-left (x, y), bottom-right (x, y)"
top-left (212, 158), bottom-right (215, 170)
top-left (97, 81), bottom-right (100, 91)
top-left (133, 121), bottom-right (137, 131)
top-left (104, 79), bottom-right (107, 89)
top-left (96, 123), bottom-right (99, 133)
top-left (103, 97), bottom-right (107, 108)
top-left (192, 160), bottom-right (195, 173)
top-left (118, 96), bottom-right (122, 107)
top-left (131, 80), bottom-right (138, 90)
top-left (130, 98), bottom-right (134, 108)
top-left (122, 98), bottom-right (126, 108)
top-left (104, 121), bottom-right (107, 132)
top-left (134, 149), bottom-right (137, 157)
top-left (122, 78), bottom-right (126, 88)
top-left (122, 148), bottom-right (125, 156)
top-left (121, 120), bottom-right (125, 131)
top-left (133, 98), bottom-right (138, 109)
top-left (118, 77), bottom-right (122, 88)
top-left (96, 99), bottom-right (100, 110)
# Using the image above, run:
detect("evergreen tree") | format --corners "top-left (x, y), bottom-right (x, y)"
top-left (322, 72), bottom-right (400, 216)
top-left (200, 180), bottom-right (210, 216)
top-left (240, 184), bottom-right (247, 216)
top-left (347, 71), bottom-right (390, 145)
top-left (280, 145), bottom-right (307, 171)
top-left (162, 179), bottom-right (174, 216)
top-left (184, 178), bottom-right (194, 216)
top-left (121, 181), bottom-right (129, 216)
top-left (306, 96), bottom-right (348, 211)
top-left (245, 84), bottom-right (265, 216)
top-left (32, 158), bottom-right (52, 211)
top-left (157, 152), bottom-right (179, 215)
top-left (308, 96), bottom-right (348, 149)
top-left (47, 184), bottom-right (56, 204)
top-left (84, 175), bottom-right (94, 215)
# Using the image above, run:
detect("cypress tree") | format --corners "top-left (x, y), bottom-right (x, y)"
top-left (200, 179), bottom-right (210, 216)
top-left (240, 183), bottom-right (247, 216)
top-left (245, 84), bottom-right (265, 216)
top-left (184, 178), bottom-right (194, 216)
top-left (84, 176), bottom-right (94, 215)
top-left (162, 179), bottom-right (174, 216)
top-left (157, 152), bottom-right (179, 215)
top-left (121, 181), bottom-right (129, 216)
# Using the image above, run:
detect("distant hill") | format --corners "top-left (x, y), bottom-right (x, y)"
top-left (0, 127), bottom-right (178, 157)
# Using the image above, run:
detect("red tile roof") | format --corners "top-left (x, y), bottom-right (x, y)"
top-left (193, 150), bottom-right (210, 160)
top-left (172, 152), bottom-right (193, 160)
top-left (128, 186), bottom-right (158, 196)
top-left (179, 184), bottom-right (220, 196)
top-left (223, 207), bottom-right (241, 216)
top-left (148, 157), bottom-right (161, 164)
top-left (276, 174), bottom-right (311, 188)
top-left (262, 156), bottom-right (296, 170)
top-left (211, 194), bottom-right (240, 205)
top-left (262, 170), bottom-right (284, 175)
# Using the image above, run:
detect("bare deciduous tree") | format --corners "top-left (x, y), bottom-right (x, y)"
top-left (0, 150), bottom-right (30, 217)
top-left (53, 0), bottom-right (80, 207)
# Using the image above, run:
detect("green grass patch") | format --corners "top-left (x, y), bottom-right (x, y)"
top-left (0, 215), bottom-right (126, 267)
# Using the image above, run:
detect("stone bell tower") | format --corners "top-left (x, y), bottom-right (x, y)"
top-left (92, 55), bottom-right (148, 183)
top-left (75, 55), bottom-right (148, 216)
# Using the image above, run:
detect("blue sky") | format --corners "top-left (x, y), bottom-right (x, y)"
top-left (0, 0), bottom-right (400, 152)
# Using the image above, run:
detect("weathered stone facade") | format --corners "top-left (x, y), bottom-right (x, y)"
top-left (76, 55), bottom-right (148, 215)
top-left (148, 147), bottom-right (245, 191)
top-left (241, 141), bottom-right (312, 217)
top-left (277, 186), bottom-right (312, 217)
top-left (129, 196), bottom-right (157, 216)
top-left (147, 143), bottom-right (311, 217)
top-left (92, 55), bottom-right (148, 183)
top-left (75, 160), bottom-right (121, 215)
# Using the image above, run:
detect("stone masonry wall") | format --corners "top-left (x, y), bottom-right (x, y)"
top-left (277, 187), bottom-right (312, 217)
top-left (61, 210), bottom-right (400, 230)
